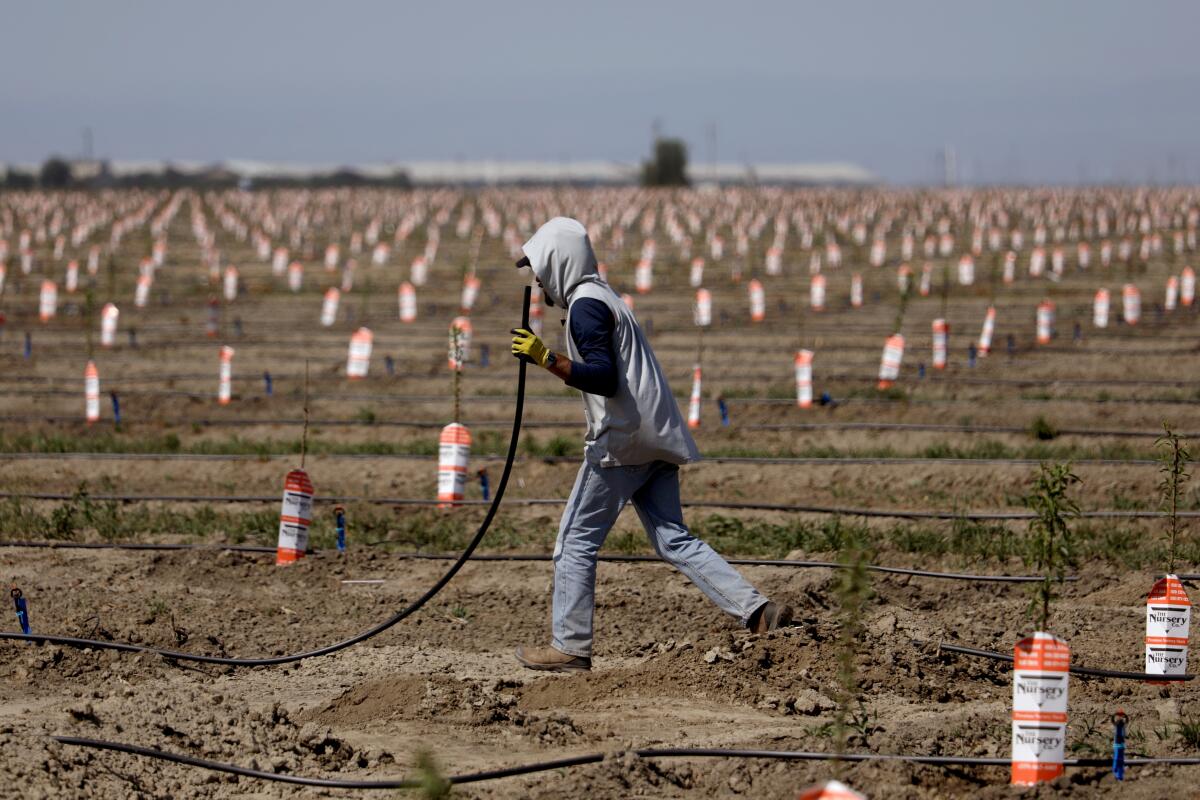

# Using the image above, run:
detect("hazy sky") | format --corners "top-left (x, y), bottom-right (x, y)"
top-left (3, 1), bottom-right (1199, 184)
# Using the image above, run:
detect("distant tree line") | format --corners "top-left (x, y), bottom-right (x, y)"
top-left (0, 157), bottom-right (411, 191)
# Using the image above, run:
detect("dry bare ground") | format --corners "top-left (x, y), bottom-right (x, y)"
top-left (0, 186), bottom-right (1197, 798)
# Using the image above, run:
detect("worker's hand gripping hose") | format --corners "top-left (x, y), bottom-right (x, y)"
top-left (0, 287), bottom-right (533, 667)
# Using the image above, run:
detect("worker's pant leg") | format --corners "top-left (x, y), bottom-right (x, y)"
top-left (551, 459), bottom-right (635, 657)
top-left (631, 461), bottom-right (768, 626)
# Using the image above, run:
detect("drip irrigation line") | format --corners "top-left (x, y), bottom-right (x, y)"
top-left (0, 539), bottom-right (1069, 583)
top-left (49, 737), bottom-right (1200, 790)
top-left (0, 451), bottom-right (1161, 468)
top-left (387, 552), bottom-right (1071, 583)
top-left (0, 414), bottom-right (575, 430)
top-left (0, 540), bottom-right (278, 554)
top-left (0, 413), bottom-right (1188, 439)
top-left (3, 386), bottom-right (1197, 409)
top-left (0, 491), bottom-right (1192, 521)
top-left (2, 370), bottom-right (1193, 390)
top-left (936, 642), bottom-right (1195, 682)
top-left (0, 287), bottom-right (534, 667)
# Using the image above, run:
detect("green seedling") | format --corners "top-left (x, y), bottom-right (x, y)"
top-left (1023, 462), bottom-right (1080, 631)
top-left (1155, 422), bottom-right (1191, 575)
top-left (832, 528), bottom-right (874, 773)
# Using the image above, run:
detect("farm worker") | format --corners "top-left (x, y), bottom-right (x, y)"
top-left (511, 217), bottom-right (793, 672)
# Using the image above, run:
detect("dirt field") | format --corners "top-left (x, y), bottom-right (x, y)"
top-left (0, 187), bottom-right (1197, 798)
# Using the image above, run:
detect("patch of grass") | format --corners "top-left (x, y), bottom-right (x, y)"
top-left (520, 433), bottom-right (581, 458)
top-left (1029, 415), bottom-right (1058, 441)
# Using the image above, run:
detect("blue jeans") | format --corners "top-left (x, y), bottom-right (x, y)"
top-left (551, 459), bottom-right (768, 657)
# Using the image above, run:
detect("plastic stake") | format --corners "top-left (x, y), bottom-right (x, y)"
top-left (334, 505), bottom-right (346, 553)
top-left (1112, 711), bottom-right (1127, 781)
top-left (11, 587), bottom-right (29, 634)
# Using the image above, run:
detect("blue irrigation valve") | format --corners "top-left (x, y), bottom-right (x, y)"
top-left (967, 344), bottom-right (977, 368)
top-left (385, 355), bottom-right (395, 376)
top-left (110, 391), bottom-right (121, 426)
top-left (918, 362), bottom-right (926, 379)
top-left (717, 397), bottom-right (730, 427)
top-left (480, 343), bottom-right (490, 368)
top-left (1006, 333), bottom-right (1015, 355)
top-left (263, 371), bottom-right (273, 396)
top-left (11, 586), bottom-right (29, 635)
top-left (1111, 710), bottom-right (1127, 781)
top-left (478, 468), bottom-right (491, 501)
top-left (23, 332), bottom-right (31, 359)
top-left (334, 505), bottom-right (346, 553)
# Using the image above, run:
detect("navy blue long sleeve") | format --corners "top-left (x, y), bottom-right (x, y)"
top-left (564, 298), bottom-right (619, 398)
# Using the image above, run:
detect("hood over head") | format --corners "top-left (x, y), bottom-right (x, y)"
top-left (520, 217), bottom-right (600, 307)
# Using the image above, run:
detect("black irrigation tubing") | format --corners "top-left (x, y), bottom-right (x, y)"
top-left (1, 387), bottom-right (1197, 409)
top-left (0, 540), bottom-right (1065, 582)
top-left (386, 552), bottom-right (1071, 583)
top-left (49, 737), bottom-right (1200, 790)
top-left (3, 370), bottom-right (1195, 390)
top-left (0, 287), bottom-right (534, 667)
top-left (0, 413), bottom-right (1189, 439)
top-left (936, 642), bottom-right (1195, 682)
top-left (14, 334), bottom-right (1199, 358)
top-left (0, 451), bottom-right (1161, 468)
top-left (0, 490), bottom-right (1194, 521)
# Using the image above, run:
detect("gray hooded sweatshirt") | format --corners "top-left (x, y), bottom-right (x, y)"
top-left (522, 217), bottom-right (700, 468)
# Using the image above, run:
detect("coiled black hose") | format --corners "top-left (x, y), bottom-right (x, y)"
top-left (0, 287), bottom-right (532, 666)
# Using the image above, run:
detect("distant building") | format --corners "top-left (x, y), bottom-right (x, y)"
top-left (2, 158), bottom-right (878, 188)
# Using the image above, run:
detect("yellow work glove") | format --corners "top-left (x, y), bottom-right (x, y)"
top-left (511, 328), bottom-right (552, 368)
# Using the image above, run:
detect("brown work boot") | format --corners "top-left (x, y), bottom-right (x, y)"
top-left (748, 601), bottom-right (794, 634)
top-left (514, 645), bottom-right (592, 672)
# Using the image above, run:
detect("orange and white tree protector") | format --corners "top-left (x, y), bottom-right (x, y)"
top-left (1011, 632), bottom-right (1069, 786)
top-left (135, 274), bottom-right (152, 308)
top-left (931, 319), bottom-right (948, 369)
top-left (687, 364), bottom-right (702, 429)
top-left (748, 279), bottom-right (765, 322)
top-left (850, 273), bottom-right (863, 308)
top-left (276, 469), bottom-right (314, 564)
top-left (1165, 276), bottom-right (1179, 312)
top-left (346, 327), bottom-right (373, 378)
top-left (218, 346), bottom-right (234, 405)
top-left (877, 334), bottom-right (904, 389)
top-left (1036, 301), bottom-right (1054, 344)
top-left (461, 275), bottom-right (481, 312)
top-left (794, 349), bottom-right (813, 408)
top-left (449, 316), bottom-right (472, 369)
top-left (223, 266), bottom-right (238, 301)
top-left (1122, 283), bottom-right (1141, 324)
top-left (85, 361), bottom-right (100, 423)
top-left (398, 281), bottom-right (417, 322)
top-left (810, 274), bottom-right (826, 311)
top-left (689, 257), bottom-right (704, 287)
top-left (288, 261), bottom-right (303, 292)
top-left (437, 422), bottom-right (472, 507)
top-left (1093, 289), bottom-right (1110, 328)
top-left (797, 780), bottom-right (866, 799)
top-left (1145, 574), bottom-right (1190, 680)
top-left (100, 303), bottom-right (119, 348)
top-left (320, 288), bottom-right (340, 327)
top-left (1181, 266), bottom-right (1196, 306)
top-left (635, 259), bottom-right (653, 294)
top-left (978, 306), bottom-right (996, 355)
top-left (957, 255), bottom-right (974, 286)
top-left (39, 280), bottom-right (57, 322)
top-left (693, 289), bottom-right (712, 327)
